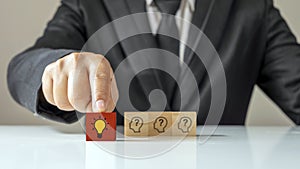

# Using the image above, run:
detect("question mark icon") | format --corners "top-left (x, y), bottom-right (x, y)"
top-left (129, 117), bottom-right (143, 133)
top-left (135, 119), bottom-right (140, 126)
top-left (159, 119), bottom-right (164, 126)
top-left (154, 117), bottom-right (168, 133)
top-left (178, 117), bottom-right (192, 133)
top-left (183, 119), bottom-right (188, 126)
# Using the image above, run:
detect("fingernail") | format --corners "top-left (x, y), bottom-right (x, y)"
top-left (96, 100), bottom-right (105, 112)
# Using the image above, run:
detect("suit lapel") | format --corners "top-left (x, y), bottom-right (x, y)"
top-left (187, 0), bottom-right (234, 81)
top-left (172, 0), bottom-right (234, 110)
top-left (125, 0), bottom-right (159, 49)
top-left (183, 0), bottom-right (212, 65)
top-left (103, 0), bottom-right (151, 54)
top-left (184, 0), bottom-right (235, 65)
top-left (102, 0), bottom-right (172, 110)
top-left (102, 0), bottom-right (159, 54)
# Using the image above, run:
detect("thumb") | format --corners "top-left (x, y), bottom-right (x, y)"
top-left (94, 58), bottom-right (111, 112)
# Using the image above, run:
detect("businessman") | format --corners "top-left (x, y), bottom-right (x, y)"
top-left (7, 0), bottom-right (300, 125)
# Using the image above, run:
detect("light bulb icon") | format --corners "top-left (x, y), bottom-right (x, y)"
top-left (154, 116), bottom-right (168, 133)
top-left (92, 117), bottom-right (107, 138)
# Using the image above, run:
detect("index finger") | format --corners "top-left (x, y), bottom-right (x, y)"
top-left (94, 58), bottom-right (111, 112)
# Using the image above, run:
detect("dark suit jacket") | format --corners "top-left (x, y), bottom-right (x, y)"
top-left (7, 0), bottom-right (300, 125)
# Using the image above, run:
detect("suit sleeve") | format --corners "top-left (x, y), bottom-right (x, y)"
top-left (258, 0), bottom-right (300, 124)
top-left (7, 0), bottom-right (86, 124)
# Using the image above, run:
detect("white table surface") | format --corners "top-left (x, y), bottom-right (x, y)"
top-left (0, 125), bottom-right (299, 169)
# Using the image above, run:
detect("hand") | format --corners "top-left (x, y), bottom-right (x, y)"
top-left (41, 52), bottom-right (118, 112)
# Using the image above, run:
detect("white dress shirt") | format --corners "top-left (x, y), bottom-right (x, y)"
top-left (146, 0), bottom-right (195, 62)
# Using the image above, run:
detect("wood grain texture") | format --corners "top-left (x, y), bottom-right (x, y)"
top-left (124, 112), bottom-right (197, 137)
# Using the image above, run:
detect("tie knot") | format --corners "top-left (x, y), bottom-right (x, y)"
top-left (154, 0), bottom-right (181, 15)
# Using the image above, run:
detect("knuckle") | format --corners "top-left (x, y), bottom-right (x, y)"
top-left (69, 96), bottom-right (91, 112)
top-left (42, 83), bottom-right (50, 93)
top-left (44, 63), bottom-right (54, 74)
top-left (95, 88), bottom-right (108, 100)
top-left (55, 58), bottom-right (65, 72)
top-left (71, 53), bottom-right (81, 67)
top-left (95, 59), bottom-right (111, 80)
top-left (44, 96), bottom-right (54, 105)
top-left (95, 53), bottom-right (105, 59)
top-left (42, 89), bottom-right (50, 99)
top-left (41, 74), bottom-right (48, 84)
top-left (95, 72), bottom-right (109, 81)
top-left (100, 57), bottom-right (111, 68)
top-left (72, 52), bottom-right (81, 60)
top-left (56, 101), bottom-right (72, 111)
top-left (69, 95), bottom-right (85, 105)
top-left (42, 71), bottom-right (51, 83)
top-left (44, 65), bottom-right (51, 73)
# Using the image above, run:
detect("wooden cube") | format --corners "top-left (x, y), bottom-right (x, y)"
top-left (124, 112), bottom-right (149, 136)
top-left (86, 112), bottom-right (116, 141)
top-left (148, 112), bottom-right (173, 136)
top-left (124, 112), bottom-right (197, 137)
top-left (171, 112), bottom-right (197, 136)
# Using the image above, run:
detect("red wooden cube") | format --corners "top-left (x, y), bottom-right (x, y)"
top-left (86, 112), bottom-right (116, 141)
